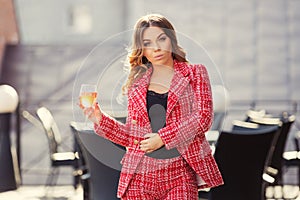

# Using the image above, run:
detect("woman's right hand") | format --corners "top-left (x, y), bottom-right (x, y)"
top-left (79, 102), bottom-right (102, 125)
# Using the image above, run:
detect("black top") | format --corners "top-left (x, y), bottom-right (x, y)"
top-left (146, 90), bottom-right (180, 159)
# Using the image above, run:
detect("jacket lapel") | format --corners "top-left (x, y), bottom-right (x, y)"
top-left (129, 61), bottom-right (191, 125)
top-left (129, 68), bottom-right (152, 124)
top-left (166, 61), bottom-right (191, 120)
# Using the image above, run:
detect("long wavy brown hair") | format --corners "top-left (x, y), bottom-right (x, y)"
top-left (122, 14), bottom-right (187, 94)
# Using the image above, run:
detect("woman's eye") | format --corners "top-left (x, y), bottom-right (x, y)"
top-left (159, 36), bottom-right (167, 41)
top-left (143, 42), bottom-right (150, 47)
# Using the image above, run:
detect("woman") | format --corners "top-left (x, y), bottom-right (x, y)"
top-left (81, 13), bottom-right (223, 199)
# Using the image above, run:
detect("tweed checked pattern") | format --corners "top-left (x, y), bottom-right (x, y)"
top-left (94, 60), bottom-right (223, 198)
top-left (122, 155), bottom-right (198, 200)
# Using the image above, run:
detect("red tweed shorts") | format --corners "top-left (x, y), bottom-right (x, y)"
top-left (121, 155), bottom-right (198, 200)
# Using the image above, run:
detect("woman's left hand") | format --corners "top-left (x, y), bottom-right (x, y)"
top-left (140, 133), bottom-right (164, 153)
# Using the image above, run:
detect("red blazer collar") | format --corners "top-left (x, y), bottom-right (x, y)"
top-left (129, 60), bottom-right (192, 124)
top-left (173, 59), bottom-right (190, 77)
top-left (130, 60), bottom-right (191, 94)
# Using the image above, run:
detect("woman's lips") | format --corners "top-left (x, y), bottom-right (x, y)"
top-left (154, 54), bottom-right (164, 60)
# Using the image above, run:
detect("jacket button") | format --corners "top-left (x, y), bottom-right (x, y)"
top-left (133, 139), bottom-right (139, 145)
top-left (132, 120), bottom-right (137, 124)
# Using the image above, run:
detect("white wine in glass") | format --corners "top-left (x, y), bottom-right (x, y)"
top-left (80, 84), bottom-right (98, 108)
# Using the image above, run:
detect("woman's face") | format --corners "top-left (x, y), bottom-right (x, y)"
top-left (142, 26), bottom-right (173, 66)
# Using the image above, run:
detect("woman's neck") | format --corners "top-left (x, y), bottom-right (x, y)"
top-left (152, 59), bottom-right (174, 74)
top-left (149, 60), bottom-right (174, 93)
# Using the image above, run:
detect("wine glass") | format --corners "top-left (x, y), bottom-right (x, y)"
top-left (80, 84), bottom-right (98, 108)
top-left (79, 84), bottom-right (97, 126)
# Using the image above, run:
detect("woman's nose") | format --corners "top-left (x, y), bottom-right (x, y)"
top-left (153, 42), bottom-right (161, 51)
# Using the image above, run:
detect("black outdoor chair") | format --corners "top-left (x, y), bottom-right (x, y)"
top-left (210, 124), bottom-right (280, 200)
top-left (247, 112), bottom-right (296, 186)
top-left (70, 121), bottom-right (125, 200)
top-left (36, 107), bottom-right (83, 189)
top-left (283, 135), bottom-right (300, 190)
top-left (280, 114), bottom-right (300, 188)
top-left (76, 134), bottom-right (121, 200)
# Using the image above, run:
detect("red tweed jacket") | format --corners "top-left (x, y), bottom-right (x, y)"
top-left (94, 60), bottom-right (223, 198)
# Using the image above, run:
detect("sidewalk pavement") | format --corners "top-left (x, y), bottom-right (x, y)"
top-left (0, 185), bottom-right (83, 200)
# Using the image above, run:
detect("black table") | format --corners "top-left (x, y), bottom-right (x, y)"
top-left (0, 113), bottom-right (20, 192)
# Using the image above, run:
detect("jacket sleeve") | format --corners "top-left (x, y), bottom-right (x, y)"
top-left (94, 112), bottom-right (131, 147)
top-left (158, 64), bottom-right (213, 150)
